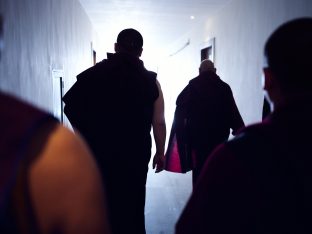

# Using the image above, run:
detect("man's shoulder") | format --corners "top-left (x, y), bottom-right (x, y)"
top-left (76, 60), bottom-right (108, 81)
top-left (190, 73), bottom-right (230, 89)
top-left (145, 70), bottom-right (157, 80)
top-left (224, 121), bottom-right (273, 159)
top-left (230, 121), bottom-right (270, 142)
top-left (189, 76), bottom-right (199, 82)
top-left (0, 91), bottom-right (57, 162)
top-left (0, 92), bottom-right (54, 122)
top-left (220, 79), bottom-right (231, 89)
top-left (211, 76), bottom-right (232, 94)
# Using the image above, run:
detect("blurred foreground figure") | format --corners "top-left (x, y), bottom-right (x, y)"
top-left (176, 17), bottom-right (312, 234)
top-left (0, 15), bottom-right (110, 234)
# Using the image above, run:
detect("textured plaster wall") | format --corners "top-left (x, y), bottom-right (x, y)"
top-left (199, 0), bottom-right (312, 125)
top-left (0, 0), bottom-right (94, 116)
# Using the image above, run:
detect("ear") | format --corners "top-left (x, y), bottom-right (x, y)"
top-left (114, 43), bottom-right (119, 53)
top-left (263, 67), bottom-right (274, 91)
top-left (138, 48), bottom-right (143, 57)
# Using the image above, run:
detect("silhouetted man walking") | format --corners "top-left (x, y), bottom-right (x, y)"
top-left (63, 28), bottom-right (166, 234)
top-left (166, 59), bottom-right (244, 185)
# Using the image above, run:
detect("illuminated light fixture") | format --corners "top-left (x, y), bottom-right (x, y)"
top-left (190, 15), bottom-right (195, 20)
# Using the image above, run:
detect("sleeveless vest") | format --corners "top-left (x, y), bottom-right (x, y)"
top-left (63, 53), bottom-right (159, 167)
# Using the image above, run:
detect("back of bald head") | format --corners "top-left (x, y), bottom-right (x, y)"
top-left (199, 59), bottom-right (216, 74)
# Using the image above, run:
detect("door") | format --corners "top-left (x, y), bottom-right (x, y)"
top-left (52, 69), bottom-right (64, 123)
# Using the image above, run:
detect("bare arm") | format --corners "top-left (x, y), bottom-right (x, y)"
top-left (29, 124), bottom-right (110, 234)
top-left (152, 80), bottom-right (166, 173)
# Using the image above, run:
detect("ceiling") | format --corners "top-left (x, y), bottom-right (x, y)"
top-left (79, 0), bottom-right (232, 56)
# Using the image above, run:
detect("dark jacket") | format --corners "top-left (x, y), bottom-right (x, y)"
top-left (166, 71), bottom-right (244, 173)
top-left (176, 99), bottom-right (312, 233)
top-left (63, 52), bottom-right (159, 234)
top-left (63, 53), bottom-right (159, 168)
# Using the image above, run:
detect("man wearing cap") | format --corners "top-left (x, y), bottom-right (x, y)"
top-left (166, 59), bottom-right (244, 185)
top-left (63, 28), bottom-right (166, 234)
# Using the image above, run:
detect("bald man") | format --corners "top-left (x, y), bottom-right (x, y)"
top-left (168, 59), bottom-right (244, 185)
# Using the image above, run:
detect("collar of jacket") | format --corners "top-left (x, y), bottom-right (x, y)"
top-left (106, 52), bottom-right (145, 70)
top-left (198, 70), bottom-right (220, 80)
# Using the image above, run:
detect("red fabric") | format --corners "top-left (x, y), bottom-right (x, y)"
top-left (165, 135), bottom-right (182, 173)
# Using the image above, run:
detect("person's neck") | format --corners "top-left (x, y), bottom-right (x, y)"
top-left (116, 51), bottom-right (139, 58)
top-left (273, 93), bottom-right (312, 111)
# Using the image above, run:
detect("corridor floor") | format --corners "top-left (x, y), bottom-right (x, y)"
top-left (145, 166), bottom-right (192, 234)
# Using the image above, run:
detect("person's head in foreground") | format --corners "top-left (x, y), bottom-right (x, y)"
top-left (263, 17), bottom-right (312, 110)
